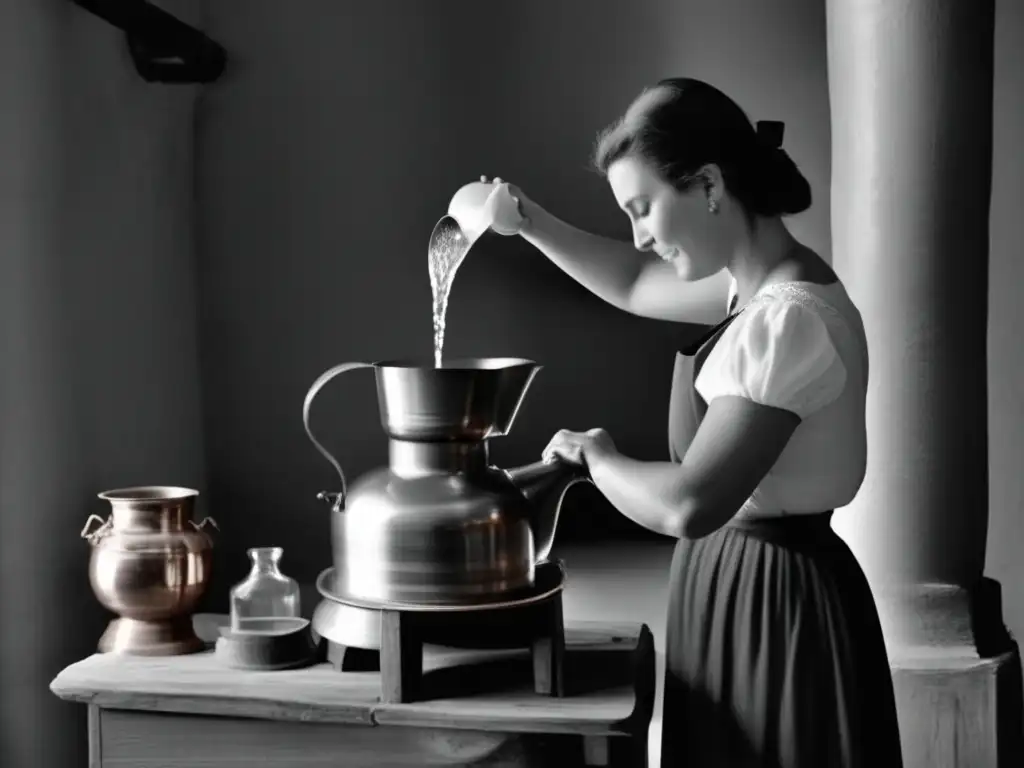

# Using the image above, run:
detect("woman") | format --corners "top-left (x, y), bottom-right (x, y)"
top-left (469, 78), bottom-right (904, 767)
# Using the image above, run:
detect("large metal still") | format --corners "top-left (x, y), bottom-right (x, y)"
top-left (302, 357), bottom-right (590, 608)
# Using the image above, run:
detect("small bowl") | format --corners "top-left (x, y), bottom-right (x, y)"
top-left (214, 617), bottom-right (321, 671)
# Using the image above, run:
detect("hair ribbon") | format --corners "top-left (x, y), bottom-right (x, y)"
top-left (755, 120), bottom-right (785, 149)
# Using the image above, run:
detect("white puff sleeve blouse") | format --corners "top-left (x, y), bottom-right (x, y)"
top-left (696, 294), bottom-right (848, 419)
top-left (694, 281), bottom-right (870, 518)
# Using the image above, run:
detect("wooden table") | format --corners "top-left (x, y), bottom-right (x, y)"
top-left (50, 614), bottom-right (655, 767)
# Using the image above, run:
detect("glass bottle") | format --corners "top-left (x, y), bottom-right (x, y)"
top-left (229, 547), bottom-right (301, 633)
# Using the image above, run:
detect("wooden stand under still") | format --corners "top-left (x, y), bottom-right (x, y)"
top-left (326, 586), bottom-right (566, 704)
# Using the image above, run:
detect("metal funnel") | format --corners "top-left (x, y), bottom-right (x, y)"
top-left (373, 357), bottom-right (541, 441)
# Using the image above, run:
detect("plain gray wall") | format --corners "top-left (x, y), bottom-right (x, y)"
top-left (988, 0), bottom-right (1024, 657)
top-left (2, 0), bottom-right (1022, 765)
top-left (1, 1), bottom-right (208, 768)
top-left (0, 1), bottom-right (207, 766)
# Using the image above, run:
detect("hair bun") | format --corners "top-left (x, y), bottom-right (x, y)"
top-left (592, 79), bottom-right (812, 218)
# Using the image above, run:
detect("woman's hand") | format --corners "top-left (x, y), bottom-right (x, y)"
top-left (479, 175), bottom-right (530, 235)
top-left (541, 427), bottom-right (617, 470)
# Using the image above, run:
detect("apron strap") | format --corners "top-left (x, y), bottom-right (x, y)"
top-left (667, 307), bottom-right (744, 462)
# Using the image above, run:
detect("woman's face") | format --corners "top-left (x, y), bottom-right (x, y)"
top-left (606, 154), bottom-right (730, 280)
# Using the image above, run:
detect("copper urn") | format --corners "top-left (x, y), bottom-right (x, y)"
top-left (81, 486), bottom-right (218, 655)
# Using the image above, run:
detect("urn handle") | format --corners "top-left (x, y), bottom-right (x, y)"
top-left (80, 513), bottom-right (112, 543)
top-left (189, 516), bottom-right (220, 533)
top-left (302, 361), bottom-right (374, 512)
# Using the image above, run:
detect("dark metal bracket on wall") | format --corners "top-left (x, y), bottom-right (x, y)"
top-left (71, 0), bottom-right (227, 84)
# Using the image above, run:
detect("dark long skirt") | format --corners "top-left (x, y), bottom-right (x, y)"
top-left (661, 512), bottom-right (904, 768)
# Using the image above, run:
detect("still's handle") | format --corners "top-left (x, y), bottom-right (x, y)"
top-left (302, 361), bottom-right (373, 511)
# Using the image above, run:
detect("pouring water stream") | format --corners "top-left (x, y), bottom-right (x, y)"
top-left (428, 181), bottom-right (521, 367)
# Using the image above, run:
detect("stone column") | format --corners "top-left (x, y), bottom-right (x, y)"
top-left (827, 1), bottom-right (1021, 766)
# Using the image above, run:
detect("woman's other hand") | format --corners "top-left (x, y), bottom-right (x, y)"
top-left (541, 427), bottom-right (617, 470)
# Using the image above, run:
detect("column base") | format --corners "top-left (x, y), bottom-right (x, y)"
top-left (892, 648), bottom-right (1022, 768)
top-left (875, 577), bottom-right (1015, 661)
top-left (872, 577), bottom-right (1024, 767)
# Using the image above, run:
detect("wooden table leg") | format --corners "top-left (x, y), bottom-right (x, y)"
top-left (531, 595), bottom-right (565, 697)
top-left (380, 609), bottom-right (422, 704)
top-left (584, 734), bottom-right (649, 768)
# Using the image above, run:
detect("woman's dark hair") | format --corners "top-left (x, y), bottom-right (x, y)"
top-left (593, 77), bottom-right (811, 218)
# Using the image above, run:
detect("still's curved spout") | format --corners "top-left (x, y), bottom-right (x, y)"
top-left (504, 459), bottom-right (592, 563)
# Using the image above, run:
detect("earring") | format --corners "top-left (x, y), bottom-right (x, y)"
top-left (708, 198), bottom-right (719, 214)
